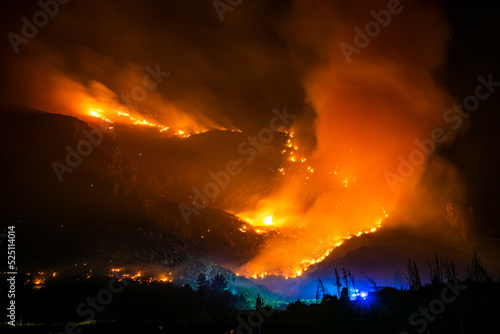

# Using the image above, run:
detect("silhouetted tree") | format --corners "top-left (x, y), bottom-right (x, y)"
top-left (443, 258), bottom-right (457, 282)
top-left (256, 293), bottom-right (263, 310)
top-left (428, 254), bottom-right (443, 285)
top-left (428, 259), bottom-right (434, 283)
top-left (316, 279), bottom-right (330, 304)
top-left (342, 267), bottom-right (350, 297)
top-left (197, 273), bottom-right (210, 290)
top-left (406, 259), bottom-right (413, 289)
top-left (348, 269), bottom-right (356, 296)
top-left (470, 252), bottom-right (490, 282)
top-left (435, 252), bottom-right (443, 283)
top-left (340, 287), bottom-right (349, 302)
top-left (364, 274), bottom-right (378, 291)
top-left (211, 274), bottom-right (228, 292)
top-left (406, 259), bottom-right (421, 290)
top-left (334, 268), bottom-right (342, 298)
top-left (287, 299), bottom-right (306, 312)
top-left (413, 261), bottom-right (421, 289)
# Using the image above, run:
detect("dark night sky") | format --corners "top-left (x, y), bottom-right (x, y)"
top-left (0, 0), bottom-right (310, 132)
top-left (439, 0), bottom-right (500, 236)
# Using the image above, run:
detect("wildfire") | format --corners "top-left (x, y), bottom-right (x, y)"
top-left (276, 131), bottom-right (315, 182)
top-left (89, 109), bottom-right (101, 118)
top-left (232, 129), bottom-right (397, 279)
top-left (236, 207), bottom-right (388, 279)
top-left (236, 212), bottom-right (284, 232)
top-left (88, 108), bottom-right (112, 123)
top-left (108, 268), bottom-right (174, 283)
top-left (87, 107), bottom-right (206, 138)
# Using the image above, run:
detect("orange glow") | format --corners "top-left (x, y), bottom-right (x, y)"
top-left (19, 0), bottom-right (452, 284)
top-left (33, 278), bottom-right (45, 285)
top-left (230, 129), bottom-right (393, 278)
top-left (236, 216), bottom-right (385, 279)
top-left (84, 106), bottom-right (216, 138)
top-left (108, 269), bottom-right (174, 284)
top-left (89, 109), bottom-right (100, 118)
top-left (263, 215), bottom-right (274, 226)
top-left (235, 161), bottom-right (389, 278)
top-left (28, 71), bottom-right (237, 137)
top-left (228, 0), bottom-right (452, 280)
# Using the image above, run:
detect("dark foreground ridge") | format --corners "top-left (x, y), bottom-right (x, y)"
top-left (1, 271), bottom-right (499, 334)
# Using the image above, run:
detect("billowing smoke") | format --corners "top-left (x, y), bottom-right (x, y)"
top-left (0, 0), bottom-right (306, 133)
top-left (0, 0), bottom-right (469, 278)
top-left (236, 0), bottom-right (461, 277)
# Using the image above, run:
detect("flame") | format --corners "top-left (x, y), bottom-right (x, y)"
top-left (237, 215), bottom-right (385, 279)
top-left (226, 0), bottom-right (452, 281)
top-left (231, 130), bottom-right (392, 278)
top-left (88, 108), bottom-right (112, 123)
top-left (237, 211), bottom-right (284, 230)
top-left (263, 215), bottom-right (274, 226)
top-left (32, 74), bottom-right (238, 137)
top-left (89, 109), bottom-right (101, 118)
top-left (108, 269), bottom-right (174, 283)
top-left (87, 107), bottom-right (206, 138)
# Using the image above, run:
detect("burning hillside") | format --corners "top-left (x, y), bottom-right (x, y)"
top-left (0, 0), bottom-right (499, 303)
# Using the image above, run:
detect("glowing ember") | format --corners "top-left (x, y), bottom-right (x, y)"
top-left (32, 278), bottom-right (45, 286)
